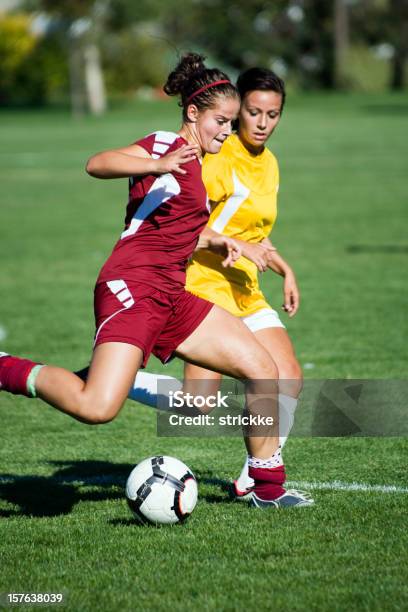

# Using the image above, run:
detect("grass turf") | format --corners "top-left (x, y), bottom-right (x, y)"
top-left (0, 93), bottom-right (407, 611)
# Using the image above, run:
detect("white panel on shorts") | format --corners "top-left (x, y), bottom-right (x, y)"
top-left (106, 279), bottom-right (126, 294)
top-left (94, 280), bottom-right (135, 346)
top-left (241, 308), bottom-right (285, 333)
top-left (121, 173), bottom-right (180, 239)
top-left (107, 279), bottom-right (135, 308)
top-left (210, 170), bottom-right (250, 233)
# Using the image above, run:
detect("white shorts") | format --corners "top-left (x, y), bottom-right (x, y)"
top-left (241, 308), bottom-right (285, 333)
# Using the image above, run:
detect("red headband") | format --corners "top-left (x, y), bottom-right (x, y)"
top-left (186, 80), bottom-right (232, 104)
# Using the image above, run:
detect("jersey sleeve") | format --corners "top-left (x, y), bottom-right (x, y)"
top-left (134, 131), bottom-right (182, 158)
top-left (134, 133), bottom-right (157, 156)
top-left (202, 153), bottom-right (234, 204)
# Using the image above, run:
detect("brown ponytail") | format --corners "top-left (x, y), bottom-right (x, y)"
top-left (164, 52), bottom-right (239, 119)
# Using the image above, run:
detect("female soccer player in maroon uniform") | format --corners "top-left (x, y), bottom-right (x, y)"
top-left (1, 54), bottom-right (308, 508)
top-left (127, 67), bottom-right (310, 507)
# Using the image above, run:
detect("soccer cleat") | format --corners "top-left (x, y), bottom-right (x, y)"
top-left (230, 479), bottom-right (254, 502)
top-left (250, 489), bottom-right (314, 509)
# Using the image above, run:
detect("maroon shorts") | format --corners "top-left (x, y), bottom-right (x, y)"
top-left (93, 280), bottom-right (213, 367)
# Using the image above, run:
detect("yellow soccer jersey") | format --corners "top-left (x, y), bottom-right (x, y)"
top-left (186, 133), bottom-right (279, 317)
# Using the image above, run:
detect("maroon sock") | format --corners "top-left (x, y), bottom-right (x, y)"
top-left (248, 465), bottom-right (286, 501)
top-left (0, 355), bottom-right (39, 397)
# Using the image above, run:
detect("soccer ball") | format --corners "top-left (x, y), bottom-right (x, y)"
top-left (125, 456), bottom-right (198, 525)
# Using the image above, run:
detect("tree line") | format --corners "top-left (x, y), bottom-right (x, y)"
top-left (0, 0), bottom-right (407, 113)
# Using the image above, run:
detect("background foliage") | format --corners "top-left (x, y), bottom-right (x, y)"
top-left (0, 0), bottom-right (407, 111)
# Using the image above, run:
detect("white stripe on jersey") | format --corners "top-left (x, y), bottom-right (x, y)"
top-left (210, 170), bottom-right (250, 234)
top-left (121, 173), bottom-right (181, 239)
top-left (153, 142), bottom-right (172, 155)
top-left (151, 131), bottom-right (178, 159)
top-left (152, 131), bottom-right (179, 144)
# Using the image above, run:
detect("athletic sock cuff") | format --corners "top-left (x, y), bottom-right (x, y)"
top-left (248, 465), bottom-right (286, 484)
top-left (26, 364), bottom-right (44, 398)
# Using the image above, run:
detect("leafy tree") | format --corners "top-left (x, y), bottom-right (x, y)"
top-left (0, 13), bottom-right (67, 105)
top-left (25, 0), bottom-right (107, 115)
top-left (349, 0), bottom-right (408, 89)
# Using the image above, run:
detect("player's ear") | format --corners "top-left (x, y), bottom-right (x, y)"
top-left (186, 104), bottom-right (199, 123)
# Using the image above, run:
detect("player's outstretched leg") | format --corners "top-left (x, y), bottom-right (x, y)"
top-left (0, 343), bottom-right (143, 424)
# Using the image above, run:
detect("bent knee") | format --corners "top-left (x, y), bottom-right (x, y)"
top-left (86, 412), bottom-right (116, 425)
top-left (278, 360), bottom-right (303, 397)
top-left (236, 346), bottom-right (279, 380)
top-left (77, 397), bottom-right (123, 425)
top-left (279, 361), bottom-right (303, 381)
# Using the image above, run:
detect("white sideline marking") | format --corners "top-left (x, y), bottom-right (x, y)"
top-left (287, 480), bottom-right (408, 494)
top-left (0, 474), bottom-right (407, 493)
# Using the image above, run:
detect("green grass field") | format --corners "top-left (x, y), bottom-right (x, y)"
top-left (0, 93), bottom-right (407, 611)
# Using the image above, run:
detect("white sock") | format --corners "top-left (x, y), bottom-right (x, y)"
top-left (127, 371), bottom-right (181, 409)
top-left (279, 393), bottom-right (298, 449)
top-left (235, 394), bottom-right (298, 490)
top-left (248, 448), bottom-right (283, 469)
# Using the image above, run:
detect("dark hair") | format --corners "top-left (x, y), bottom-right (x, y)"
top-left (236, 67), bottom-right (286, 111)
top-left (164, 52), bottom-right (239, 120)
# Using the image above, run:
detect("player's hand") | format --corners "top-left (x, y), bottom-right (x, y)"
top-left (241, 241), bottom-right (276, 272)
top-left (153, 144), bottom-right (199, 175)
top-left (208, 235), bottom-right (242, 267)
top-left (282, 271), bottom-right (300, 317)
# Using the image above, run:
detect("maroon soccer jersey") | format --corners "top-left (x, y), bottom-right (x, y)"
top-left (97, 131), bottom-right (209, 293)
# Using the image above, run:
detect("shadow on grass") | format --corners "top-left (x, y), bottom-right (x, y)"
top-left (108, 518), bottom-right (184, 528)
top-left (346, 244), bottom-right (408, 254)
top-left (193, 470), bottom-right (232, 504)
top-left (0, 459), bottom-right (131, 518)
top-left (0, 461), bottom-right (230, 517)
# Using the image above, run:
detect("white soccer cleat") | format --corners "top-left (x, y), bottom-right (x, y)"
top-left (230, 479), bottom-right (254, 502)
top-left (251, 489), bottom-right (314, 509)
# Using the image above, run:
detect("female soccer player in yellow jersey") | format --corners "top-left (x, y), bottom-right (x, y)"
top-left (129, 66), bottom-right (312, 508)
top-left (184, 67), bottom-right (303, 500)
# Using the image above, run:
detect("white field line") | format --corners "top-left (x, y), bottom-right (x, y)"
top-left (287, 480), bottom-right (408, 494)
top-left (0, 474), bottom-right (407, 494)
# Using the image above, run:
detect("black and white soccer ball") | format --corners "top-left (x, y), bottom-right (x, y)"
top-left (125, 456), bottom-right (198, 525)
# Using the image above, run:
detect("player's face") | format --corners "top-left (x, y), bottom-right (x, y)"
top-left (193, 97), bottom-right (240, 154)
top-left (239, 90), bottom-right (282, 152)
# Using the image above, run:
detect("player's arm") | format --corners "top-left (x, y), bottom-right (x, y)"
top-left (86, 143), bottom-right (199, 179)
top-left (261, 237), bottom-right (300, 317)
top-left (232, 237), bottom-right (276, 273)
top-left (196, 227), bottom-right (242, 268)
